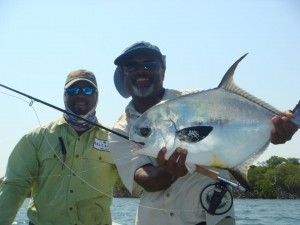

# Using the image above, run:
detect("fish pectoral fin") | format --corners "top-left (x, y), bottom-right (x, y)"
top-left (177, 126), bottom-right (213, 143)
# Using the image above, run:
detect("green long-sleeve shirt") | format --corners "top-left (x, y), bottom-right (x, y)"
top-left (0, 117), bottom-right (118, 225)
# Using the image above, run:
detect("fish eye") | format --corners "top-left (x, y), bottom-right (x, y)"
top-left (138, 128), bottom-right (152, 137)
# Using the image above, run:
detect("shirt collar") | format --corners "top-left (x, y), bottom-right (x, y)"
top-left (57, 115), bottom-right (101, 130)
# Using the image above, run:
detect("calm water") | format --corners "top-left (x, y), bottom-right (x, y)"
top-left (15, 198), bottom-right (300, 225)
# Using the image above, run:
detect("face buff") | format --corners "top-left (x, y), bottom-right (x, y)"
top-left (63, 93), bottom-right (98, 132)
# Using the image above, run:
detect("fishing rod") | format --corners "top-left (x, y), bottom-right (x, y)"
top-left (0, 83), bottom-right (129, 140)
top-left (0, 83), bottom-right (251, 198)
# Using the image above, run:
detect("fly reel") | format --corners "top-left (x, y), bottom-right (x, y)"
top-left (200, 181), bottom-right (233, 215)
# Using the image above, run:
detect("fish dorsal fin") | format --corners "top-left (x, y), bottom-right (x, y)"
top-left (217, 54), bottom-right (285, 117)
top-left (217, 53), bottom-right (248, 89)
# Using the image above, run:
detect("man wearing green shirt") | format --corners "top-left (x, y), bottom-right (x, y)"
top-left (0, 70), bottom-right (118, 225)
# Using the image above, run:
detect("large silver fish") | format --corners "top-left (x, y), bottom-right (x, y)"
top-left (129, 54), bottom-right (300, 189)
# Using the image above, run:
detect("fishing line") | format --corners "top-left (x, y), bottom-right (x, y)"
top-left (0, 86), bottom-right (204, 214)
top-left (0, 90), bottom-right (31, 105)
top-left (0, 90), bottom-right (114, 193)
top-left (0, 89), bottom-right (143, 209)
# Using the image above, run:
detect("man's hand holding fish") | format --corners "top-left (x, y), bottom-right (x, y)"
top-left (271, 108), bottom-right (299, 144)
top-left (157, 147), bottom-right (188, 181)
top-left (134, 147), bottom-right (188, 192)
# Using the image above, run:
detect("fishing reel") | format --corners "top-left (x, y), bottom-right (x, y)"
top-left (200, 181), bottom-right (233, 215)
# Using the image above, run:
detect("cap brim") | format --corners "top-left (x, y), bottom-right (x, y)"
top-left (114, 48), bottom-right (162, 66)
top-left (114, 66), bottom-right (130, 98)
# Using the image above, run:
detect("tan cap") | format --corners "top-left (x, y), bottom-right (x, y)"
top-left (65, 69), bottom-right (97, 88)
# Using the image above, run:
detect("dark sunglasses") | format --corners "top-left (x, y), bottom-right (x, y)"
top-left (65, 86), bottom-right (96, 96)
top-left (124, 61), bottom-right (160, 73)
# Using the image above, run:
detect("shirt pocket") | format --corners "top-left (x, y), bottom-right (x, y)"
top-left (81, 149), bottom-right (116, 192)
top-left (37, 142), bottom-right (62, 173)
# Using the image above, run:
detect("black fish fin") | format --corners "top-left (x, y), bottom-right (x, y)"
top-left (177, 126), bottom-right (213, 143)
top-left (228, 168), bottom-right (253, 192)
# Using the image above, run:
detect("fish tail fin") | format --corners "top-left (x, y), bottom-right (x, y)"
top-left (291, 100), bottom-right (300, 128)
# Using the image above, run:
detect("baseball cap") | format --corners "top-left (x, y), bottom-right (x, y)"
top-left (65, 69), bottom-right (97, 88)
top-left (113, 41), bottom-right (166, 98)
top-left (114, 41), bottom-right (166, 66)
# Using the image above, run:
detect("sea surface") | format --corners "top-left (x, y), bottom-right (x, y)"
top-left (14, 198), bottom-right (300, 225)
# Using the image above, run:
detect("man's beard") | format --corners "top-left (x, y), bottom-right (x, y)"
top-left (131, 84), bottom-right (154, 98)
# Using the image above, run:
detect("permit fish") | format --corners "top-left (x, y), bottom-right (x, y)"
top-left (129, 54), bottom-right (300, 189)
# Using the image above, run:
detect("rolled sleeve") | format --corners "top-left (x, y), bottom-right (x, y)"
top-left (109, 126), bottom-right (152, 195)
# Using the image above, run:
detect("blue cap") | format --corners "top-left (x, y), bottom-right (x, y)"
top-left (114, 41), bottom-right (166, 66)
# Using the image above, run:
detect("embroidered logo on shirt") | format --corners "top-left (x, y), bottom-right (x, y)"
top-left (94, 138), bottom-right (109, 151)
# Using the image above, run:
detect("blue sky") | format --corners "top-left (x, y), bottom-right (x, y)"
top-left (0, 0), bottom-right (299, 176)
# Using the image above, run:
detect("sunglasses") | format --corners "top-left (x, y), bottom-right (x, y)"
top-left (65, 86), bottom-right (96, 96)
top-left (124, 61), bottom-right (160, 73)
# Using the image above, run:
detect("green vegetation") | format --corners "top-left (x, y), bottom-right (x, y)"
top-left (113, 176), bottom-right (136, 197)
top-left (245, 156), bottom-right (300, 199)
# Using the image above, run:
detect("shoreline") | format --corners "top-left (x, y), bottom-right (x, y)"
top-left (114, 189), bottom-right (299, 199)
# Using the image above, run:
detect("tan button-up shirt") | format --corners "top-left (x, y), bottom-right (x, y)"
top-left (108, 89), bottom-right (235, 225)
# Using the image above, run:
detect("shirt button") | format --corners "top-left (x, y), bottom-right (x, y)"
top-left (99, 156), bottom-right (102, 160)
top-left (166, 193), bottom-right (170, 197)
top-left (75, 154), bottom-right (79, 158)
top-left (70, 190), bottom-right (74, 193)
top-left (53, 155), bottom-right (57, 158)
top-left (170, 212), bottom-right (174, 216)
top-left (69, 207), bottom-right (73, 210)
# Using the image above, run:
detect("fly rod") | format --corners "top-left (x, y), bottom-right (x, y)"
top-left (1, 83), bottom-right (251, 192)
top-left (0, 83), bottom-right (129, 140)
